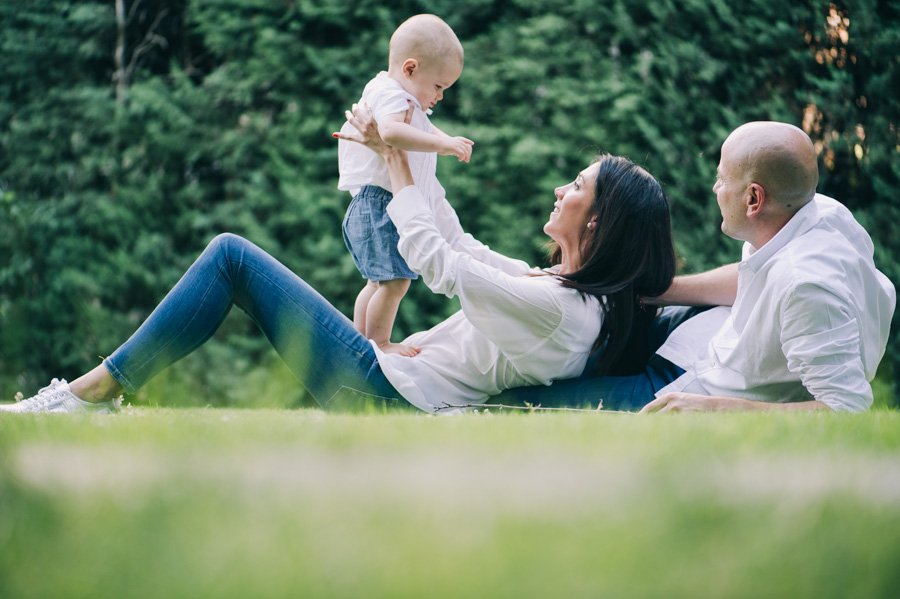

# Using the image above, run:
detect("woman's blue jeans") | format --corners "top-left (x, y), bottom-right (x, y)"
top-left (104, 234), bottom-right (409, 412)
top-left (491, 355), bottom-right (684, 411)
top-left (490, 307), bottom-right (708, 411)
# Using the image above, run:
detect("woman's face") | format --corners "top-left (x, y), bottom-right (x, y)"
top-left (544, 163), bottom-right (599, 251)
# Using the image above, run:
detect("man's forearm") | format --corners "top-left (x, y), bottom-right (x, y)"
top-left (720, 397), bottom-right (832, 412)
top-left (649, 263), bottom-right (740, 307)
top-left (764, 400), bottom-right (832, 412)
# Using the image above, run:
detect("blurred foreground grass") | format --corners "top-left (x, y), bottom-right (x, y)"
top-left (1, 407), bottom-right (899, 599)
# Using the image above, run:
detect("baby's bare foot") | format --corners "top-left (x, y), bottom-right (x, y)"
top-left (379, 342), bottom-right (421, 357)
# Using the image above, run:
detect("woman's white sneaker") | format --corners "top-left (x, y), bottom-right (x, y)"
top-left (0, 378), bottom-right (118, 414)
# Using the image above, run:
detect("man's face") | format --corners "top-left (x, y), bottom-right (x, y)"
top-left (713, 142), bottom-right (749, 241)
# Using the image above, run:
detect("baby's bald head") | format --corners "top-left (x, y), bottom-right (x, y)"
top-left (389, 14), bottom-right (463, 73)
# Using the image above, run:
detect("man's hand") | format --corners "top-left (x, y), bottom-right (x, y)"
top-left (438, 136), bottom-right (474, 163)
top-left (641, 392), bottom-right (830, 413)
top-left (641, 392), bottom-right (758, 412)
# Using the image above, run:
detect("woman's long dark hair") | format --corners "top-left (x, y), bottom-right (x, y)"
top-left (548, 154), bottom-right (676, 376)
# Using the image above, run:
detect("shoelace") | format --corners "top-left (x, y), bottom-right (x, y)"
top-left (18, 379), bottom-right (67, 410)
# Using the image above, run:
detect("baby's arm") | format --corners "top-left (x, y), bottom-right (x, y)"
top-left (379, 112), bottom-right (474, 163)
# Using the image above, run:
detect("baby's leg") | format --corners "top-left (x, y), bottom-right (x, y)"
top-left (366, 278), bottom-right (419, 357)
top-left (353, 280), bottom-right (379, 335)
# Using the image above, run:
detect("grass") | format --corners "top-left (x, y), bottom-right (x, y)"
top-left (1, 406), bottom-right (899, 599)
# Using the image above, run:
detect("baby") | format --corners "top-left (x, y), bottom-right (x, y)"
top-left (336, 14), bottom-right (473, 356)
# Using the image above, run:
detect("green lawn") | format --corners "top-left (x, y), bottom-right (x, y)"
top-left (1, 407), bottom-right (899, 599)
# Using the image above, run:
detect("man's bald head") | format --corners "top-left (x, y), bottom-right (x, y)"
top-left (721, 122), bottom-right (819, 213)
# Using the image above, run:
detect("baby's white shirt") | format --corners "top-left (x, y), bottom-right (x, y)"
top-left (337, 72), bottom-right (445, 202)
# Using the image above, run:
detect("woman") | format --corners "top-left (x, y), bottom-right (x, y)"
top-left (2, 106), bottom-right (675, 415)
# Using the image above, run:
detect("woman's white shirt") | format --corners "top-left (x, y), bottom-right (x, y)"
top-left (374, 185), bottom-right (602, 413)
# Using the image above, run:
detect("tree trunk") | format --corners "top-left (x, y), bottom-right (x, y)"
top-left (114, 0), bottom-right (127, 105)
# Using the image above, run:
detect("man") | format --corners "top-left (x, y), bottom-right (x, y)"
top-left (496, 121), bottom-right (895, 413)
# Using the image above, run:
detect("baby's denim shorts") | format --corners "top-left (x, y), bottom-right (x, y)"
top-left (342, 185), bottom-right (418, 282)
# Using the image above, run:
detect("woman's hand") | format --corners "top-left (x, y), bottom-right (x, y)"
top-left (333, 102), bottom-right (414, 159)
top-left (334, 101), bottom-right (417, 193)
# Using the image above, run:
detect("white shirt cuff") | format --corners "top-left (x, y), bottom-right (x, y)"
top-left (387, 185), bottom-right (429, 231)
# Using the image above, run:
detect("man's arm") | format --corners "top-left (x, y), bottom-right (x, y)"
top-left (642, 282), bottom-right (872, 414)
top-left (640, 393), bottom-right (831, 413)
top-left (648, 263), bottom-right (740, 307)
top-left (379, 113), bottom-right (473, 162)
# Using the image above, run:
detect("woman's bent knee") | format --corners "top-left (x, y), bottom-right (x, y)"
top-left (210, 232), bottom-right (244, 251)
top-left (207, 232), bottom-right (255, 262)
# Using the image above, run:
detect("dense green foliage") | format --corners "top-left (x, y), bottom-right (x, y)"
top-left (1, 0), bottom-right (898, 406)
top-left (2, 408), bottom-right (900, 597)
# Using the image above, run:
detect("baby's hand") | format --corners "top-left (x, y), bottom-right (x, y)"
top-left (438, 136), bottom-right (474, 163)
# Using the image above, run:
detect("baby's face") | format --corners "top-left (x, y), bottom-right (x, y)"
top-left (403, 60), bottom-right (461, 111)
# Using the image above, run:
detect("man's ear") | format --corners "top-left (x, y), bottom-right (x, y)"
top-left (746, 183), bottom-right (766, 218)
top-left (402, 58), bottom-right (418, 78)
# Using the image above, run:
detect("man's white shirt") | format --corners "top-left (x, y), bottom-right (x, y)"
top-left (656, 194), bottom-right (895, 412)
